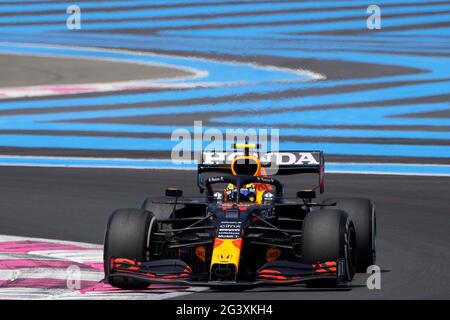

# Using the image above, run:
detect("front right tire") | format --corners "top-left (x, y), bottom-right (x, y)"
top-left (323, 197), bottom-right (376, 272)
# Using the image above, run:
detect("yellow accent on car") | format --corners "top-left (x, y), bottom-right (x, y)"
top-left (210, 238), bottom-right (242, 271)
top-left (234, 143), bottom-right (258, 149)
top-left (231, 155), bottom-right (261, 176)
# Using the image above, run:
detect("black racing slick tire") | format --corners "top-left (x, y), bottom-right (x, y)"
top-left (103, 208), bottom-right (157, 290)
top-left (323, 197), bottom-right (376, 272)
top-left (301, 209), bottom-right (356, 286)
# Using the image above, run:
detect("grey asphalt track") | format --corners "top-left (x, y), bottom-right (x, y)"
top-left (0, 53), bottom-right (192, 87)
top-left (0, 166), bottom-right (449, 299)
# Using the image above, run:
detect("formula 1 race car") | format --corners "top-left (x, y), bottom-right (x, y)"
top-left (103, 144), bottom-right (376, 289)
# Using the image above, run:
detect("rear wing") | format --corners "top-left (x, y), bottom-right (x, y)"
top-left (197, 150), bottom-right (325, 193)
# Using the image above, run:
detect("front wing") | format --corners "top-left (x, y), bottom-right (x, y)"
top-left (106, 258), bottom-right (351, 288)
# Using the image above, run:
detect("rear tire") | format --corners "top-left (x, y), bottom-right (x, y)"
top-left (323, 197), bottom-right (376, 272)
top-left (103, 208), bottom-right (157, 289)
top-left (301, 209), bottom-right (356, 287)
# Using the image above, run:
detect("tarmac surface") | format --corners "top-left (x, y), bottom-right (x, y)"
top-left (0, 0), bottom-right (448, 299)
top-left (0, 166), bottom-right (449, 299)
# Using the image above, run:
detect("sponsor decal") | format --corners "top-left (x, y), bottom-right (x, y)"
top-left (203, 151), bottom-right (319, 166)
top-left (260, 207), bottom-right (276, 219)
top-left (217, 221), bottom-right (242, 239)
top-left (195, 246), bottom-right (206, 263)
top-left (266, 248), bottom-right (281, 262)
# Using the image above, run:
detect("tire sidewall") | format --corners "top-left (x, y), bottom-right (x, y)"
top-left (323, 197), bottom-right (376, 272)
top-left (302, 209), bottom-right (356, 285)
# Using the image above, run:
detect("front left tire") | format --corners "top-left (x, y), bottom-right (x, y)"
top-left (103, 208), bottom-right (157, 289)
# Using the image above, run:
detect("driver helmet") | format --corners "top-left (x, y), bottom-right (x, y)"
top-left (224, 183), bottom-right (257, 203)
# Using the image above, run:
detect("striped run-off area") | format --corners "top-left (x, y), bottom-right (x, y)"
top-left (0, 0), bottom-right (447, 174)
top-left (0, 0), bottom-right (449, 300)
top-left (0, 235), bottom-right (204, 299)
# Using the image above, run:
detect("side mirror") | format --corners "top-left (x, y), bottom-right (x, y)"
top-left (297, 190), bottom-right (316, 199)
top-left (165, 188), bottom-right (183, 197)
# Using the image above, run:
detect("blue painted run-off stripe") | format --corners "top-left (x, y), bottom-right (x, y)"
top-left (0, 156), bottom-right (449, 176)
top-left (0, 0), bottom-right (448, 176)
top-left (0, 135), bottom-right (448, 158)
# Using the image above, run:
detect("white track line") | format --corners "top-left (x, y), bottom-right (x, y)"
top-left (0, 269), bottom-right (103, 281)
top-left (0, 287), bottom-right (206, 300)
top-left (0, 42), bottom-right (322, 99)
top-left (27, 250), bottom-right (103, 263)
top-left (0, 41), bottom-right (322, 80)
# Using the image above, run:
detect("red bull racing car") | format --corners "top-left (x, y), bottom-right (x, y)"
top-left (103, 144), bottom-right (376, 288)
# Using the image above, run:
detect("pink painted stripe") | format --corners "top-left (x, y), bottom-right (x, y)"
top-left (0, 259), bottom-right (98, 270)
top-left (0, 274), bottom-right (187, 292)
top-left (50, 86), bottom-right (93, 93)
top-left (0, 241), bottom-right (94, 253)
top-left (0, 278), bottom-right (99, 289)
top-left (83, 262), bottom-right (103, 271)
